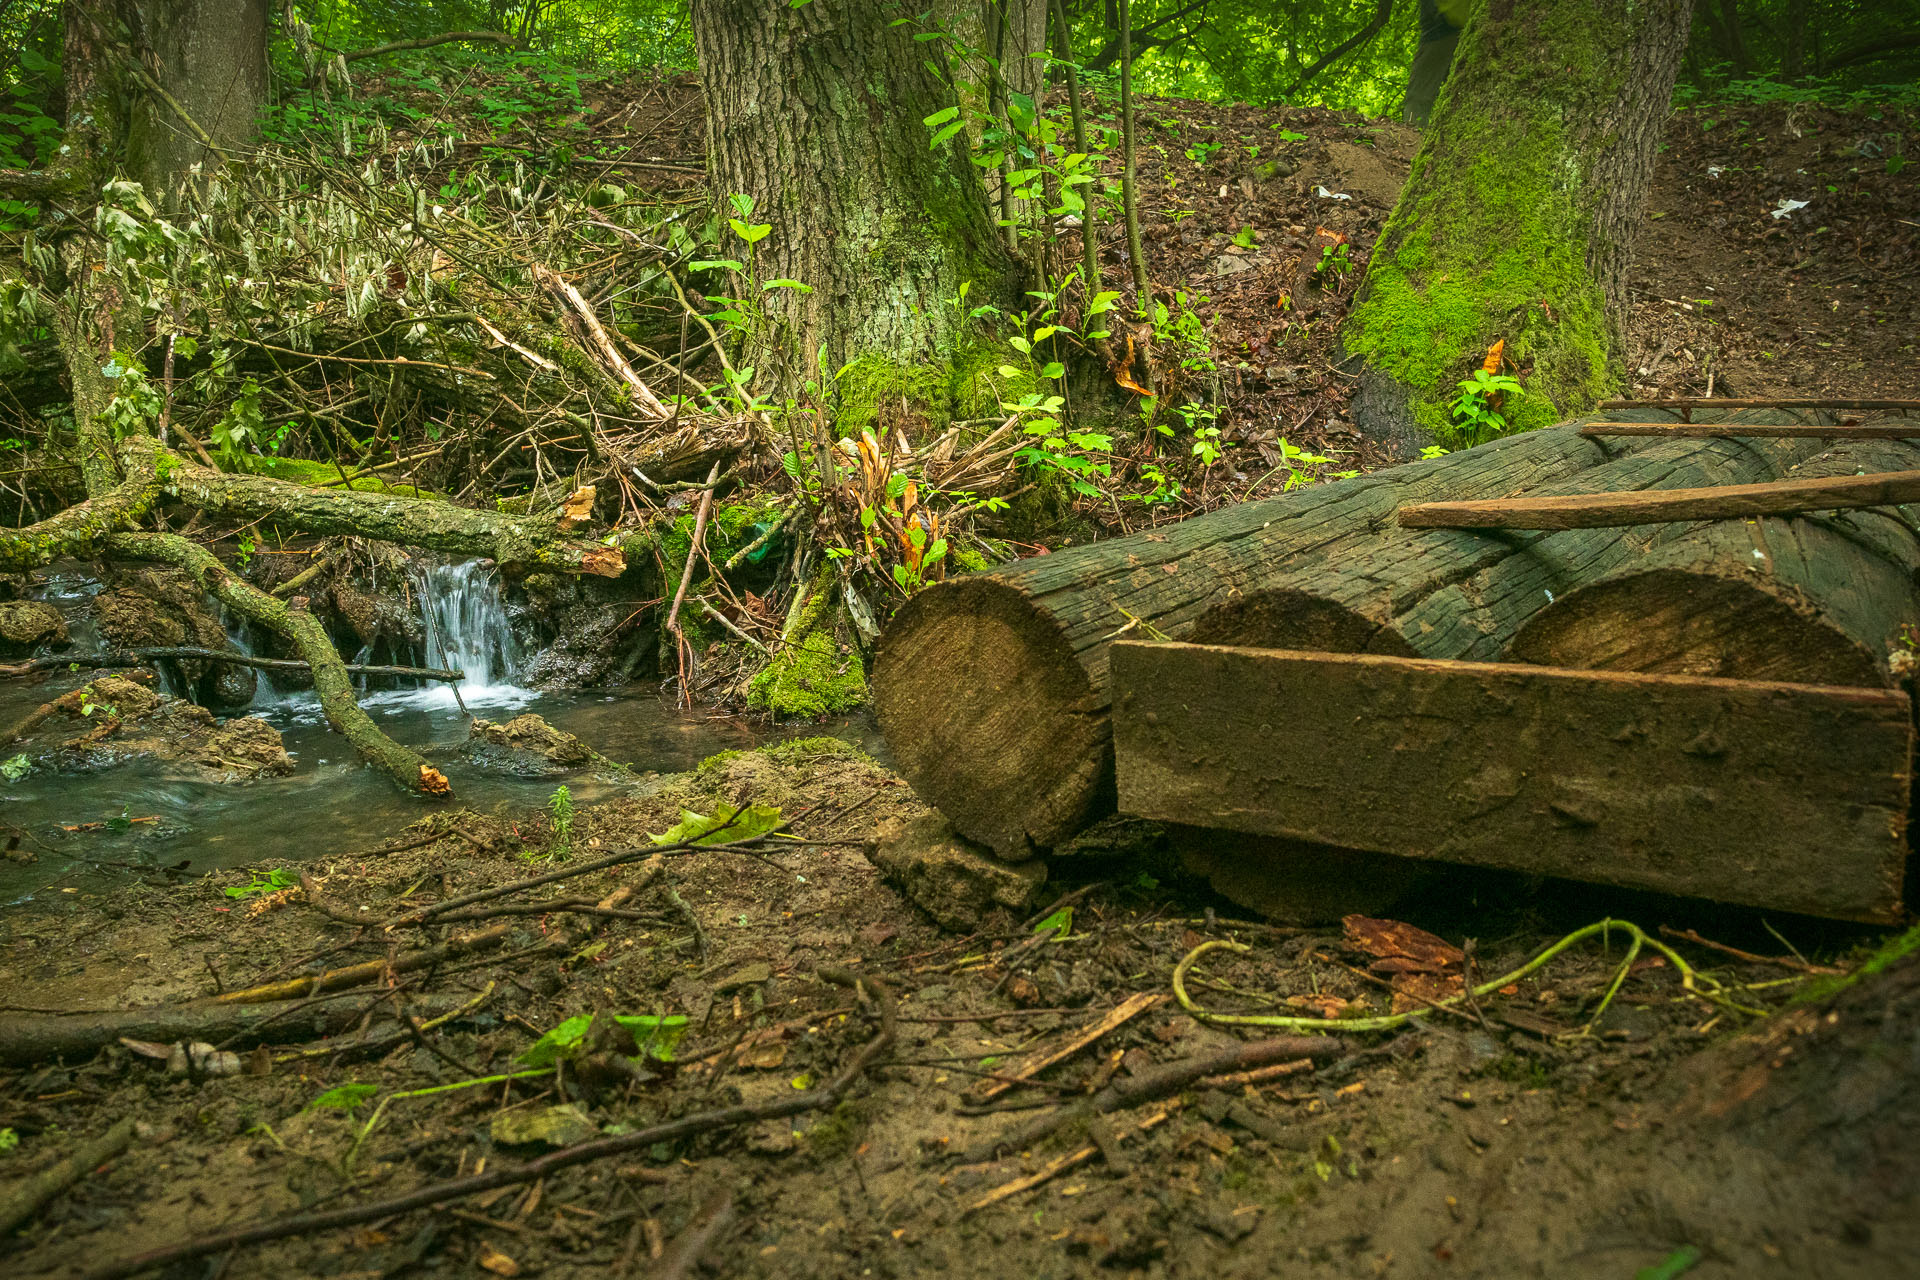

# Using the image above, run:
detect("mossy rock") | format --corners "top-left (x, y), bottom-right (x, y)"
top-left (747, 630), bottom-right (867, 719)
top-left (241, 456), bottom-right (442, 499)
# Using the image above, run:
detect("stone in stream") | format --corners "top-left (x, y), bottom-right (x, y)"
top-left (463, 713), bottom-right (597, 776)
top-left (29, 676), bottom-right (293, 781)
top-left (0, 600), bottom-right (67, 656)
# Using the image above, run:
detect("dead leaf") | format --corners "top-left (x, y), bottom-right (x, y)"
top-left (1342, 915), bottom-right (1464, 974)
top-left (418, 765), bottom-right (452, 795)
top-left (1482, 338), bottom-right (1506, 375)
top-left (1284, 994), bottom-right (1354, 1019)
top-left (477, 1243), bottom-right (521, 1276)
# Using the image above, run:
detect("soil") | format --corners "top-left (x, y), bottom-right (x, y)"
top-left (3, 735), bottom-right (1915, 1279)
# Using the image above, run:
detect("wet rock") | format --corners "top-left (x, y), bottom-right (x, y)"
top-left (0, 600), bottom-right (67, 655)
top-left (41, 676), bottom-right (291, 781)
top-left (465, 713), bottom-right (596, 776)
top-left (491, 1103), bottom-right (598, 1148)
top-left (95, 568), bottom-right (256, 707)
top-left (196, 716), bottom-right (296, 778)
top-left (864, 814), bottom-right (1047, 932)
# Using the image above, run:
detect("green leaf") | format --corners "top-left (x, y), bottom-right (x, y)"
top-left (728, 219), bottom-right (772, 245)
top-left (923, 106), bottom-right (960, 128)
top-left (928, 121), bottom-right (968, 149)
top-left (610, 1014), bottom-right (689, 1062)
top-left (1040, 362), bottom-right (1065, 380)
top-left (690, 258), bottom-right (743, 273)
top-left (997, 364), bottom-right (1024, 379)
top-left (651, 803), bottom-right (785, 847)
top-left (761, 278), bottom-right (813, 292)
top-left (1032, 906), bottom-right (1073, 938)
top-left (518, 1014), bottom-right (593, 1067)
top-left (0, 753), bottom-right (28, 782)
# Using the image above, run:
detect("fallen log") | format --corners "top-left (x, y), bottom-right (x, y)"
top-left (1599, 397), bottom-right (1920, 413)
top-left (1506, 433), bottom-right (1920, 686)
top-left (0, 1118), bottom-right (136, 1237)
top-left (1111, 643), bottom-right (1911, 923)
top-left (1188, 408), bottom-right (1829, 661)
top-left (875, 409), bottom-right (1805, 859)
top-left (1581, 422), bottom-right (1920, 439)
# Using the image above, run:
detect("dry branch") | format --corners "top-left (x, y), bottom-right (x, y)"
top-left (1399, 468), bottom-right (1920, 530)
top-left (0, 647), bottom-right (463, 684)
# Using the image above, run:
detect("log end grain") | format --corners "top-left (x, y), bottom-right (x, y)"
top-left (873, 576), bottom-right (1112, 860)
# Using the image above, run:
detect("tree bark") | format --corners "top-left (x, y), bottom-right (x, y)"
top-left (689, 0), bottom-right (1017, 394)
top-left (1345, 0), bottom-right (1696, 457)
top-left (1507, 433), bottom-right (1920, 688)
top-left (1111, 642), bottom-right (1911, 923)
top-left (121, 0), bottom-right (271, 198)
top-left (1190, 408), bottom-right (1832, 662)
top-left (873, 413), bottom-right (1681, 860)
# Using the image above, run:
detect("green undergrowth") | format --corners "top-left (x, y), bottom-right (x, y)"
top-left (747, 568), bottom-right (867, 719)
top-left (1792, 925), bottom-right (1920, 1006)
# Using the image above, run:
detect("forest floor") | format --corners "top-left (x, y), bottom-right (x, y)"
top-left (2, 77), bottom-right (1918, 1279)
top-left (2, 738), bottom-right (1917, 1279)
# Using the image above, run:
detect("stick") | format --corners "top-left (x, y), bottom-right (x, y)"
top-left (964, 1106), bottom-right (1175, 1214)
top-left (665, 461), bottom-right (722, 706)
top-left (0, 1118), bottom-right (137, 1236)
top-left (0, 647), bottom-right (463, 683)
top-left (656, 1189), bottom-right (735, 1280)
top-left (1579, 422), bottom-right (1920, 438)
top-left (1399, 468), bottom-right (1920, 530)
top-left (531, 265), bottom-right (671, 418)
top-left (959, 1035), bottom-right (1344, 1163)
top-left (1599, 398), bottom-right (1920, 411)
top-left (208, 925), bottom-right (510, 1005)
top-left (975, 992), bottom-right (1165, 1101)
top-left (83, 972), bottom-right (894, 1280)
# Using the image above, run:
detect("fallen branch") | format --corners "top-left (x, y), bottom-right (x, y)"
top-left (0, 647), bottom-right (463, 684)
top-left (657, 1189), bottom-right (736, 1280)
top-left (965, 1104), bottom-right (1176, 1215)
top-left (0, 1118), bottom-right (137, 1236)
top-left (1599, 397), bottom-right (1920, 412)
top-left (1580, 422), bottom-right (1920, 439)
top-left (0, 989), bottom-right (470, 1068)
top-left (532, 264), bottom-right (670, 418)
top-left (959, 1033), bottom-right (1345, 1163)
top-left (208, 925), bottom-right (510, 1005)
top-left (338, 30), bottom-right (518, 63)
top-left (84, 971), bottom-right (894, 1280)
top-left (107, 533), bottom-right (444, 795)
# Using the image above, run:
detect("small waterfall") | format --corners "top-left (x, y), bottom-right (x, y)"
top-left (409, 558), bottom-right (528, 709)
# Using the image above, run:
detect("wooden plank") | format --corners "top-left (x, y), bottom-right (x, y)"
top-left (1580, 423), bottom-right (1920, 439)
top-left (1599, 397), bottom-right (1920, 411)
top-left (1111, 643), bottom-right (1911, 922)
top-left (1399, 469), bottom-right (1920, 530)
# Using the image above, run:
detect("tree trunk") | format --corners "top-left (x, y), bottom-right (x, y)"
top-left (1345, 0), bottom-right (1695, 457)
top-left (122, 0), bottom-right (271, 199)
top-left (873, 412), bottom-right (1681, 860)
top-left (1507, 431), bottom-right (1920, 687)
top-left (1111, 642), bottom-right (1911, 923)
top-left (689, 0), bottom-right (1017, 404)
top-left (1188, 408), bottom-right (1833, 662)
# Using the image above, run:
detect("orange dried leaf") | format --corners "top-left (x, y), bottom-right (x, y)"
top-left (1481, 339), bottom-right (1506, 376)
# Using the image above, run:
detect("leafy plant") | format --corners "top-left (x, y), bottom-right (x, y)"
top-left (225, 868), bottom-right (299, 899)
top-left (1449, 368), bottom-right (1525, 437)
top-left (0, 754), bottom-right (29, 782)
top-left (651, 802), bottom-right (784, 846)
top-left (545, 784), bottom-right (575, 859)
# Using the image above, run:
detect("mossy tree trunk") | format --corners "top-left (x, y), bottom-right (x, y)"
top-left (1344, 0), bottom-right (1695, 456)
top-left (689, 0), bottom-right (1019, 401)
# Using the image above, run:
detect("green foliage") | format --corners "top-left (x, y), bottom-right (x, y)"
top-left (225, 868), bottom-right (299, 899)
top-left (519, 1012), bottom-right (688, 1067)
top-left (307, 1081), bottom-right (381, 1112)
top-left (650, 802), bottom-right (784, 846)
top-left (0, 753), bottom-right (28, 782)
top-left (543, 783), bottom-right (575, 859)
top-left (1449, 368), bottom-right (1525, 437)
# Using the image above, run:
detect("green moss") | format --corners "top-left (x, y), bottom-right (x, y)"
top-left (760, 736), bottom-right (867, 765)
top-left (1792, 925), bottom-right (1920, 1006)
top-left (747, 566), bottom-right (867, 719)
top-left (695, 748), bottom-right (746, 775)
top-left (241, 456), bottom-right (441, 499)
top-left (1342, 9), bottom-right (1627, 448)
top-left (830, 340), bottom-right (1035, 439)
top-left (950, 546), bottom-right (990, 573)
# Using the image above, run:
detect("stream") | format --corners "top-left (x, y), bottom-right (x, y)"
top-left (0, 561), bottom-right (880, 906)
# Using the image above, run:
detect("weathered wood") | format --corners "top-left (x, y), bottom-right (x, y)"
top-left (1401, 467), bottom-right (1920, 530)
top-left (1507, 434), bottom-right (1920, 686)
top-left (1111, 642), bottom-right (1911, 923)
top-left (1581, 423), bottom-right (1920, 439)
top-left (874, 412), bottom-right (1686, 860)
top-left (1600, 397), bottom-right (1920, 412)
top-left (1188, 409), bottom-right (1831, 664)
top-left (0, 646), bottom-right (464, 683)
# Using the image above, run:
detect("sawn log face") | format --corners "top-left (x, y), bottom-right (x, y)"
top-left (1111, 642), bottom-right (1911, 923)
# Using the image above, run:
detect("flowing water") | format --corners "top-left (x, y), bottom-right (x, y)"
top-left (0, 560), bottom-right (878, 906)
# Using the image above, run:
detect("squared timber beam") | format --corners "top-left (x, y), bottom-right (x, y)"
top-left (1111, 642), bottom-right (1912, 922)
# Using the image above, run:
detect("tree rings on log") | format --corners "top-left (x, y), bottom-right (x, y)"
top-left (1111, 642), bottom-right (1911, 923)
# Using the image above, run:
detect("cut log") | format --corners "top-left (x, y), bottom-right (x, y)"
top-left (875, 412), bottom-right (1687, 860)
top-left (1581, 423), bottom-right (1920, 439)
top-left (1599, 397), bottom-right (1920, 413)
top-left (1506, 433), bottom-right (1920, 686)
top-left (1187, 409), bottom-right (1830, 662)
top-left (1111, 642), bottom-right (1911, 923)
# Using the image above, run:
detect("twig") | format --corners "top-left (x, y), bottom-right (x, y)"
top-left (0, 1118), bottom-right (137, 1236)
top-left (665, 461), bottom-right (722, 706)
top-left (656, 1189), bottom-right (735, 1280)
top-left (85, 972), bottom-right (894, 1280)
top-left (1657, 926), bottom-right (1843, 975)
top-left (0, 647), bottom-right (462, 684)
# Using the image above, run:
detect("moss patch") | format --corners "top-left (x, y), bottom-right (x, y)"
top-left (241, 456), bottom-right (442, 499)
top-left (747, 567), bottom-right (867, 719)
